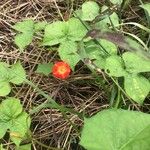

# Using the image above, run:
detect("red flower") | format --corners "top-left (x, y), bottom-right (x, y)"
top-left (52, 61), bottom-right (71, 79)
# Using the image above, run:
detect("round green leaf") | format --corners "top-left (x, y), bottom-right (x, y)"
top-left (124, 74), bottom-right (150, 104)
top-left (82, 1), bottom-right (100, 21)
top-left (0, 81), bottom-right (11, 96)
top-left (80, 109), bottom-right (150, 150)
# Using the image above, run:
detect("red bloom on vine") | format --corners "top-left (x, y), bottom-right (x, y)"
top-left (52, 61), bottom-right (71, 79)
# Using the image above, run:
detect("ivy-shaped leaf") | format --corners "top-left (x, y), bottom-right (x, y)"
top-left (13, 20), bottom-right (34, 52)
top-left (0, 61), bottom-right (26, 96)
top-left (0, 98), bottom-right (31, 146)
top-left (43, 18), bottom-right (86, 46)
top-left (123, 52), bottom-right (150, 73)
top-left (9, 61), bottom-right (26, 85)
top-left (36, 63), bottom-right (53, 76)
top-left (80, 109), bottom-right (150, 150)
top-left (124, 74), bottom-right (150, 104)
top-left (58, 41), bottom-right (80, 70)
top-left (43, 21), bottom-right (67, 46)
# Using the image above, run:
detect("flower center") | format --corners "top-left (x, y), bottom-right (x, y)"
top-left (58, 66), bottom-right (66, 74)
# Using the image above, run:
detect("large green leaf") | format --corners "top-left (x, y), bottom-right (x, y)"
top-left (81, 1), bottom-right (100, 21)
top-left (123, 52), bottom-right (150, 73)
top-left (0, 98), bottom-right (31, 146)
top-left (43, 21), bottom-right (67, 46)
top-left (58, 41), bottom-right (80, 70)
top-left (105, 55), bottom-right (127, 77)
top-left (80, 109), bottom-right (150, 150)
top-left (124, 74), bottom-right (150, 104)
top-left (9, 61), bottom-right (26, 85)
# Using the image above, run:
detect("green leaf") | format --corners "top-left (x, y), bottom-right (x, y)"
top-left (0, 98), bottom-right (23, 122)
top-left (67, 18), bottom-right (87, 41)
top-left (0, 144), bottom-right (6, 150)
top-left (0, 62), bottom-right (10, 81)
top-left (17, 144), bottom-right (31, 150)
top-left (110, 0), bottom-right (123, 5)
top-left (13, 20), bottom-right (34, 51)
top-left (95, 6), bottom-right (119, 30)
top-left (140, 3), bottom-right (150, 17)
top-left (34, 21), bottom-right (47, 31)
top-left (0, 81), bottom-right (11, 96)
top-left (10, 61), bottom-right (26, 85)
top-left (124, 74), bottom-right (150, 104)
top-left (105, 55), bottom-right (127, 77)
top-left (0, 98), bottom-right (31, 146)
top-left (43, 18), bottom-right (86, 46)
top-left (36, 63), bottom-right (53, 76)
top-left (0, 122), bottom-right (8, 139)
top-left (58, 41), bottom-right (80, 70)
top-left (123, 52), bottom-right (150, 73)
top-left (81, 1), bottom-right (100, 21)
top-left (85, 39), bottom-right (117, 69)
top-left (14, 33), bottom-right (33, 52)
top-left (80, 109), bottom-right (150, 150)
top-left (10, 112), bottom-right (31, 146)
top-left (13, 20), bottom-right (34, 33)
top-left (43, 21), bottom-right (67, 46)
